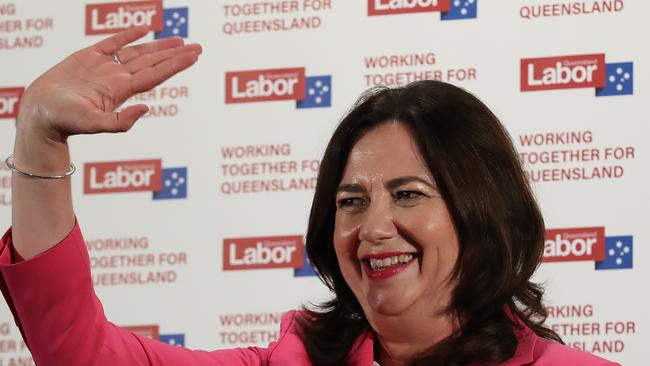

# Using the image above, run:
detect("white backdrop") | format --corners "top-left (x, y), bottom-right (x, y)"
top-left (0, 0), bottom-right (647, 365)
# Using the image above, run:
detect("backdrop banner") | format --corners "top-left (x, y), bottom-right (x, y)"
top-left (0, 1), bottom-right (646, 365)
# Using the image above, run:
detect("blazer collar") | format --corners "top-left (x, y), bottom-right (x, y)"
top-left (347, 331), bottom-right (374, 365)
top-left (501, 309), bottom-right (538, 366)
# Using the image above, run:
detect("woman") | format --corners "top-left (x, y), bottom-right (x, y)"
top-left (0, 27), bottom-right (618, 365)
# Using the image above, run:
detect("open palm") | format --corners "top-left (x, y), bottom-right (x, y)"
top-left (19, 26), bottom-right (201, 142)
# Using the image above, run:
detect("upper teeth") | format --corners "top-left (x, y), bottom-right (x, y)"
top-left (368, 254), bottom-right (413, 271)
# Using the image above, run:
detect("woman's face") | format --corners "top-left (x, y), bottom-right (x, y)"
top-left (333, 122), bottom-right (459, 323)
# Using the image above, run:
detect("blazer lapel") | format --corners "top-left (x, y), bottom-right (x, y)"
top-left (347, 332), bottom-right (375, 366)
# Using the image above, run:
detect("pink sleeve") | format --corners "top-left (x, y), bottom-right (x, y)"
top-left (0, 222), bottom-right (269, 366)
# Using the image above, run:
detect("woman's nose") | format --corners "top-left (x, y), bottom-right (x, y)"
top-left (358, 200), bottom-right (397, 243)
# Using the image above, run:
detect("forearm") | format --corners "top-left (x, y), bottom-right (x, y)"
top-left (11, 119), bottom-right (75, 260)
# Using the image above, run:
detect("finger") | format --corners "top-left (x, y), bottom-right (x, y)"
top-left (95, 26), bottom-right (149, 55)
top-left (125, 44), bottom-right (202, 74)
top-left (130, 52), bottom-right (199, 94)
top-left (92, 104), bottom-right (149, 133)
top-left (117, 36), bottom-right (184, 64)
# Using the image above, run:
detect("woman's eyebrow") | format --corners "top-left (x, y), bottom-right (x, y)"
top-left (386, 176), bottom-right (435, 190)
top-left (336, 183), bottom-right (365, 194)
top-left (336, 177), bottom-right (435, 193)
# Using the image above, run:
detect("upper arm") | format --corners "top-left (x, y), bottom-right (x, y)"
top-left (0, 223), bottom-right (268, 366)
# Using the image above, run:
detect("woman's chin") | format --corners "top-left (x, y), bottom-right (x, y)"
top-left (365, 288), bottom-right (415, 317)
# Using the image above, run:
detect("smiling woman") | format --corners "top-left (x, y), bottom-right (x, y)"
top-left (298, 81), bottom-right (617, 365)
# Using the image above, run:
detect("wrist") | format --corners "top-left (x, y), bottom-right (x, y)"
top-left (16, 95), bottom-right (68, 143)
top-left (13, 124), bottom-right (71, 175)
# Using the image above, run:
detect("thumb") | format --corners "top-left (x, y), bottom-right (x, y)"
top-left (94, 104), bottom-right (149, 133)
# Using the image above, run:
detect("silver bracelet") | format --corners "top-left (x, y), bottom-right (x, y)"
top-left (5, 154), bottom-right (76, 179)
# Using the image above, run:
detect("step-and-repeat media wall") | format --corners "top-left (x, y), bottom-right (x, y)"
top-left (0, 0), bottom-right (646, 364)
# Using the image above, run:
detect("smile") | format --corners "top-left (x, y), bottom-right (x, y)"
top-left (362, 252), bottom-right (417, 280)
top-left (369, 254), bottom-right (413, 271)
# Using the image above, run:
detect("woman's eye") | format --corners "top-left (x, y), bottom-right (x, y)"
top-left (336, 197), bottom-right (366, 211)
top-left (394, 191), bottom-right (424, 205)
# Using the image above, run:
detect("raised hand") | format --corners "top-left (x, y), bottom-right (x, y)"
top-left (18, 25), bottom-right (202, 143)
top-left (11, 26), bottom-right (202, 260)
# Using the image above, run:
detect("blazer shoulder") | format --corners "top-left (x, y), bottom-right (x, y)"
top-left (533, 338), bottom-right (620, 365)
top-left (266, 310), bottom-right (312, 365)
top-left (278, 310), bottom-right (305, 334)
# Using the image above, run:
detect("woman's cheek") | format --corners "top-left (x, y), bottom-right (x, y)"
top-left (334, 214), bottom-right (360, 245)
top-left (334, 215), bottom-right (362, 278)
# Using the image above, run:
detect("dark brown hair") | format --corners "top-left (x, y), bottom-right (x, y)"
top-left (299, 80), bottom-right (562, 365)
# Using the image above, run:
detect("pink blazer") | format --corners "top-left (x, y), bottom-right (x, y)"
top-left (0, 222), bottom-right (619, 366)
